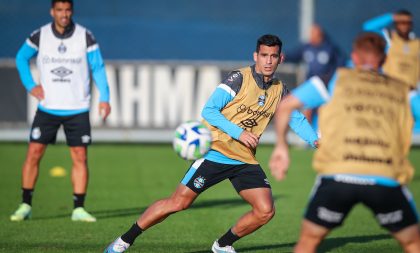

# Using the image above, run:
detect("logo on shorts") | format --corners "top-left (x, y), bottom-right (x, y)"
top-left (317, 206), bottom-right (343, 223)
top-left (31, 127), bottom-right (41, 140)
top-left (193, 176), bottom-right (206, 189)
top-left (81, 135), bottom-right (91, 143)
top-left (264, 178), bottom-right (270, 185)
top-left (377, 210), bottom-right (403, 225)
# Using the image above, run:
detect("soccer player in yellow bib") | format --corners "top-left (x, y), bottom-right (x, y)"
top-left (270, 33), bottom-right (420, 253)
top-left (104, 34), bottom-right (318, 253)
top-left (363, 10), bottom-right (420, 134)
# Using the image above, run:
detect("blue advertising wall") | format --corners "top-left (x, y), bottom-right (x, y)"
top-left (0, 0), bottom-right (419, 60)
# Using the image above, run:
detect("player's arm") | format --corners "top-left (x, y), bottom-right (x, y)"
top-left (362, 13), bottom-right (393, 34)
top-left (410, 91), bottom-right (420, 122)
top-left (270, 76), bottom-right (331, 180)
top-left (86, 30), bottom-right (111, 119)
top-left (284, 75), bottom-right (333, 148)
top-left (201, 71), bottom-right (244, 141)
top-left (16, 30), bottom-right (43, 99)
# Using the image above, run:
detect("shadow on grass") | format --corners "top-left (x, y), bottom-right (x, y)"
top-left (34, 195), bottom-right (284, 220)
top-left (189, 242), bottom-right (295, 253)
top-left (188, 233), bottom-right (391, 253)
top-left (0, 242), bottom-right (104, 252)
top-left (319, 233), bottom-right (391, 252)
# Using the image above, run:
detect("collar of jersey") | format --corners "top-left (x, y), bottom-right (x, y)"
top-left (51, 21), bottom-right (75, 39)
top-left (251, 64), bottom-right (278, 90)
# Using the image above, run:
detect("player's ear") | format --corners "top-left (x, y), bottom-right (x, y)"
top-left (50, 8), bottom-right (54, 18)
top-left (253, 52), bottom-right (258, 62)
top-left (350, 51), bottom-right (359, 66)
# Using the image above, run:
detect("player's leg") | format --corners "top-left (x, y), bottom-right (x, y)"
top-left (294, 219), bottom-right (330, 253)
top-left (22, 142), bottom-right (48, 190)
top-left (212, 164), bottom-right (273, 252)
top-left (364, 184), bottom-right (420, 253)
top-left (393, 224), bottom-right (420, 253)
top-left (138, 184), bottom-right (198, 229)
top-left (293, 176), bottom-right (356, 252)
top-left (11, 110), bottom-right (59, 221)
top-left (63, 112), bottom-right (95, 222)
top-left (69, 146), bottom-right (88, 194)
top-left (232, 187), bottom-right (275, 236)
top-left (104, 184), bottom-right (198, 253)
top-left (105, 159), bottom-right (227, 253)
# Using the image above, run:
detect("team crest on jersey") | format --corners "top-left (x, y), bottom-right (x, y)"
top-left (193, 176), bottom-right (206, 189)
top-left (58, 42), bottom-right (67, 54)
top-left (31, 127), bottom-right (41, 140)
top-left (258, 95), bottom-right (266, 106)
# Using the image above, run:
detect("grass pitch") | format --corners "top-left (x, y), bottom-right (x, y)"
top-left (0, 143), bottom-right (419, 253)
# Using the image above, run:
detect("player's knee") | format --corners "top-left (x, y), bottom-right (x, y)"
top-left (27, 145), bottom-right (45, 161)
top-left (71, 148), bottom-right (87, 164)
top-left (255, 204), bottom-right (275, 224)
top-left (169, 198), bottom-right (191, 212)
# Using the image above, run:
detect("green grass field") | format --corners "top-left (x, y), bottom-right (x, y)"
top-left (0, 143), bottom-right (419, 253)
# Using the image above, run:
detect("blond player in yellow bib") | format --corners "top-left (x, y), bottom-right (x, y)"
top-left (270, 33), bottom-right (420, 253)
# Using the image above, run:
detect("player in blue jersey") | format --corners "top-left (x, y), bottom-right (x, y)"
top-left (270, 33), bottom-right (420, 253)
top-left (10, 0), bottom-right (110, 222)
top-left (286, 24), bottom-right (346, 133)
top-left (104, 34), bottom-right (318, 253)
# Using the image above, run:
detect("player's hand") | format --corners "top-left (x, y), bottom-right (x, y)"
top-left (99, 102), bottom-right (111, 121)
top-left (239, 130), bottom-right (259, 149)
top-left (269, 143), bottom-right (290, 181)
top-left (30, 85), bottom-right (44, 100)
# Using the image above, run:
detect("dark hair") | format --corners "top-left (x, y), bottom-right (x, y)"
top-left (51, 0), bottom-right (73, 8)
top-left (396, 9), bottom-right (412, 16)
top-left (353, 32), bottom-right (386, 61)
top-left (256, 34), bottom-right (282, 53)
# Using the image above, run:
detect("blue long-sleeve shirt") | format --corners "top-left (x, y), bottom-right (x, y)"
top-left (363, 13), bottom-right (394, 35)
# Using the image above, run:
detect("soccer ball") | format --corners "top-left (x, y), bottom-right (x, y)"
top-left (173, 121), bottom-right (212, 160)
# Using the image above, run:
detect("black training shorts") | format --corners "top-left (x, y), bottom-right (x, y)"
top-left (30, 109), bottom-right (91, 146)
top-left (181, 159), bottom-right (271, 194)
top-left (305, 176), bottom-right (418, 232)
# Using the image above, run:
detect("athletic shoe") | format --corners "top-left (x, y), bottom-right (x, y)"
top-left (212, 240), bottom-right (237, 253)
top-left (71, 207), bottom-right (97, 222)
top-left (10, 203), bottom-right (32, 221)
top-left (104, 237), bottom-right (130, 253)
